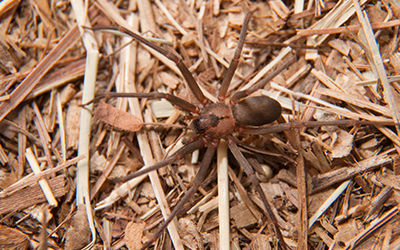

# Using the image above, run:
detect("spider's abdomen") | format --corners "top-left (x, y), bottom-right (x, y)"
top-left (190, 103), bottom-right (235, 139)
top-left (232, 96), bottom-right (282, 126)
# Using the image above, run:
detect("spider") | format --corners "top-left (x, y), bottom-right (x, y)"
top-left (85, 11), bottom-right (397, 250)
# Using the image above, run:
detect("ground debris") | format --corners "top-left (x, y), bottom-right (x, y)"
top-left (0, 0), bottom-right (399, 249)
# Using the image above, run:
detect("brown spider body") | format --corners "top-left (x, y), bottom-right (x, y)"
top-left (232, 96), bottom-right (282, 126)
top-left (189, 103), bottom-right (235, 138)
top-left (189, 95), bottom-right (283, 140)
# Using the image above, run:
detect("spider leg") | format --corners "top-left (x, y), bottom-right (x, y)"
top-left (118, 138), bottom-right (206, 183)
top-left (82, 92), bottom-right (200, 113)
top-left (90, 26), bottom-right (209, 106)
top-left (227, 136), bottom-right (290, 250)
top-left (230, 55), bottom-right (296, 105)
top-left (218, 11), bottom-right (254, 102)
top-left (139, 139), bottom-right (219, 250)
top-left (238, 119), bottom-right (399, 135)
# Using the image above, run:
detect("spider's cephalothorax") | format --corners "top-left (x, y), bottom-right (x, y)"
top-left (189, 103), bottom-right (235, 138)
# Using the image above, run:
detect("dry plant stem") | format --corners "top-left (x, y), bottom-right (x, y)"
top-left (17, 107), bottom-right (27, 177)
top-left (364, 186), bottom-right (394, 222)
top-left (294, 0), bottom-right (304, 14)
top-left (70, 0), bottom-right (99, 248)
top-left (217, 140), bottom-right (230, 249)
top-left (1, 119), bottom-right (42, 146)
top-left (237, 47), bottom-right (293, 93)
top-left (308, 152), bottom-right (395, 193)
top-left (345, 206), bottom-right (399, 249)
top-left (314, 88), bottom-right (393, 117)
top-left (297, 19), bottom-right (400, 36)
top-left (305, 0), bottom-right (368, 47)
top-left (292, 129), bottom-right (308, 249)
top-left (154, 0), bottom-right (242, 79)
top-left (55, 93), bottom-right (67, 162)
top-left (25, 148), bottom-right (58, 206)
top-left (309, 180), bottom-right (352, 228)
top-left (32, 116), bottom-right (55, 175)
top-left (90, 143), bottom-right (125, 199)
top-left (0, 175), bottom-right (67, 215)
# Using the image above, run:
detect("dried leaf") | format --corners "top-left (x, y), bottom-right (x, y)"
top-left (328, 129), bottom-right (354, 159)
top-left (95, 102), bottom-right (143, 132)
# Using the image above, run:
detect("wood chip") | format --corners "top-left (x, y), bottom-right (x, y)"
top-left (230, 202), bottom-right (258, 228)
top-left (0, 175), bottom-right (67, 214)
top-left (125, 222), bottom-right (146, 250)
top-left (0, 224), bottom-right (29, 250)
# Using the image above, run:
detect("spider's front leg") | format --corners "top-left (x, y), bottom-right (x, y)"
top-left (89, 25), bottom-right (210, 107)
top-left (82, 91), bottom-right (200, 114)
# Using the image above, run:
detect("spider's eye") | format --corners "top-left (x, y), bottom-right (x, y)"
top-left (191, 116), bottom-right (210, 134)
top-left (232, 96), bottom-right (282, 126)
top-left (190, 114), bottom-right (220, 134)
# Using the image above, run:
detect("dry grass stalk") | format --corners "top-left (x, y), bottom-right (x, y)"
top-left (217, 139), bottom-right (230, 247)
top-left (0, 0), bottom-right (400, 249)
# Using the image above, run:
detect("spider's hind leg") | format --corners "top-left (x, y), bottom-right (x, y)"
top-left (227, 136), bottom-right (290, 250)
top-left (138, 139), bottom-right (219, 250)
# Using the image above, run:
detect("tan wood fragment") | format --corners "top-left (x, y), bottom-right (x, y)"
top-left (230, 202), bottom-right (257, 228)
top-left (0, 224), bottom-right (29, 250)
top-left (314, 226), bottom-right (333, 247)
top-left (0, 175), bottom-right (66, 214)
top-left (308, 153), bottom-right (394, 194)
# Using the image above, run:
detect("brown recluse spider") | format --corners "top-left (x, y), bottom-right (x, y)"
top-left (84, 11), bottom-right (397, 250)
